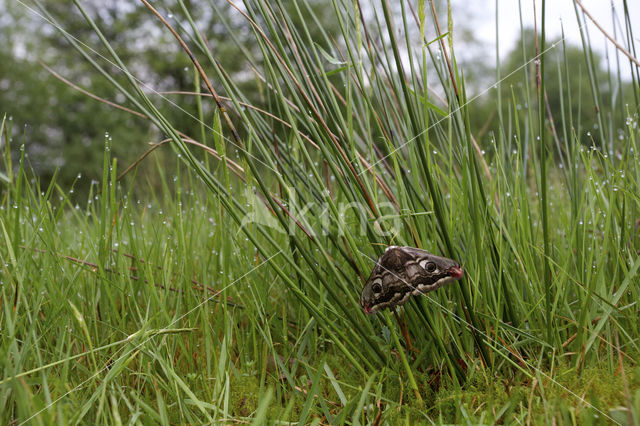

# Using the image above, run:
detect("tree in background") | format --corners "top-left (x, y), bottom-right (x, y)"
top-left (1, 0), bottom-right (262, 195)
top-left (2, 1), bottom-right (152, 192)
top-left (1, 0), bottom-right (356, 196)
top-left (14, 2), bottom-right (623, 195)
top-left (470, 28), bottom-right (633, 157)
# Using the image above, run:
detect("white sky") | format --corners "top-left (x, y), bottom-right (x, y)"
top-left (465, 0), bottom-right (640, 73)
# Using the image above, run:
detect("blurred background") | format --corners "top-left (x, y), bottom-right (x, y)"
top-left (1, 0), bottom-right (637, 195)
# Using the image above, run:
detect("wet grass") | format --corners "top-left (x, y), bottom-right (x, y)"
top-left (2, 0), bottom-right (640, 423)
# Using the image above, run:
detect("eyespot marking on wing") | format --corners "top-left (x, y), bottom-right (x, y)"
top-left (371, 278), bottom-right (383, 294)
top-left (419, 259), bottom-right (437, 272)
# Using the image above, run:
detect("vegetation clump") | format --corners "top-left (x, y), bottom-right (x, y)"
top-left (1, 0), bottom-right (639, 423)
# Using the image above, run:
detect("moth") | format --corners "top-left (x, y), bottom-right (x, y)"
top-left (360, 246), bottom-right (464, 314)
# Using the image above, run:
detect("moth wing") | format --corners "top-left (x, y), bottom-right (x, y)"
top-left (379, 246), bottom-right (419, 271)
top-left (394, 246), bottom-right (432, 259)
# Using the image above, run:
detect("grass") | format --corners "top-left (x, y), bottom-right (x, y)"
top-left (2, 0), bottom-right (640, 423)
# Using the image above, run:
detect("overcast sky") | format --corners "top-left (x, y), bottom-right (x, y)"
top-left (467, 0), bottom-right (639, 74)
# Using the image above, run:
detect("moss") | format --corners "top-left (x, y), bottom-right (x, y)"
top-left (224, 350), bottom-right (637, 423)
top-left (424, 358), bottom-right (635, 424)
top-left (230, 374), bottom-right (260, 417)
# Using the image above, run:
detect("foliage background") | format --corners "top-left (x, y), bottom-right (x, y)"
top-left (1, 0), bottom-right (639, 424)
